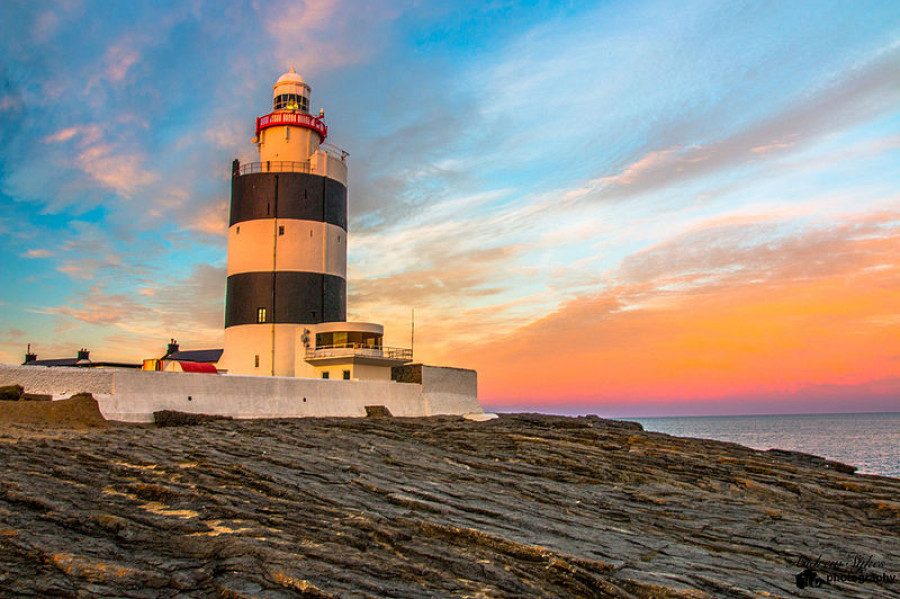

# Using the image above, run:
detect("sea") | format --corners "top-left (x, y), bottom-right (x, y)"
top-left (627, 412), bottom-right (900, 478)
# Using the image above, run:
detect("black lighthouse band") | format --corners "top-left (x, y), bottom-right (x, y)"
top-left (229, 172), bottom-right (347, 230)
top-left (225, 271), bottom-right (346, 327)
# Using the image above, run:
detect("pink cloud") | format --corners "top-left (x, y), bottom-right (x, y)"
top-left (262, 0), bottom-right (407, 76)
top-left (22, 249), bottom-right (53, 258)
top-left (42, 124), bottom-right (156, 197)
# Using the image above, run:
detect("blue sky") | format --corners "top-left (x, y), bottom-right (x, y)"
top-left (1, 1), bottom-right (898, 415)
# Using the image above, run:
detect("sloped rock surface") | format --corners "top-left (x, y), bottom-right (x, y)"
top-left (0, 413), bottom-right (897, 598)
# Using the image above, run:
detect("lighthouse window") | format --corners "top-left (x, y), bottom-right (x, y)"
top-left (257, 307), bottom-right (267, 323)
top-left (254, 355), bottom-right (260, 367)
top-left (274, 93), bottom-right (309, 113)
top-left (279, 225), bottom-right (285, 235)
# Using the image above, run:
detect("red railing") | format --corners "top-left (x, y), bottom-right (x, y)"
top-left (256, 111), bottom-right (327, 141)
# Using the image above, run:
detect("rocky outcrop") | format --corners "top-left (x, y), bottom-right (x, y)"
top-left (0, 384), bottom-right (23, 401)
top-left (153, 410), bottom-right (233, 428)
top-left (0, 413), bottom-right (897, 597)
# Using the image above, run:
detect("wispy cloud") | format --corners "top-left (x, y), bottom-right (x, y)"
top-left (22, 249), bottom-right (53, 258)
top-left (42, 124), bottom-right (156, 197)
top-left (43, 263), bottom-right (225, 361)
top-left (577, 44), bottom-right (900, 203)
top-left (103, 44), bottom-right (141, 84)
top-left (261, 0), bottom-right (407, 75)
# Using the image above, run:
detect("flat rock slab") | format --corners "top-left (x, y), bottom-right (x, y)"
top-left (0, 413), bottom-right (897, 597)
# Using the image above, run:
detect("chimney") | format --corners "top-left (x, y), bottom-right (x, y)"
top-left (166, 339), bottom-right (179, 356)
top-left (24, 343), bottom-right (36, 364)
top-left (76, 348), bottom-right (90, 361)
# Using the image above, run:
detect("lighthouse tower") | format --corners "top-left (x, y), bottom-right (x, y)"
top-left (221, 68), bottom-right (350, 376)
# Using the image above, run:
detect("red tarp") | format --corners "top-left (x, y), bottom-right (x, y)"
top-left (177, 361), bottom-right (218, 374)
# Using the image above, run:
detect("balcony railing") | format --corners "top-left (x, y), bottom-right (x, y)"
top-left (305, 344), bottom-right (413, 361)
top-left (237, 161), bottom-right (312, 176)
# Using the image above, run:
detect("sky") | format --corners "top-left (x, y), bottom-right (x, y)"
top-left (0, 0), bottom-right (898, 417)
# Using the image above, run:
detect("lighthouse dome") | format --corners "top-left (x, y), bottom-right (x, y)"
top-left (273, 66), bottom-right (311, 113)
top-left (276, 66), bottom-right (306, 86)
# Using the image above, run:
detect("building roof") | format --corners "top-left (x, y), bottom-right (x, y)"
top-left (26, 358), bottom-right (82, 367)
top-left (167, 349), bottom-right (224, 363)
top-left (23, 358), bottom-right (140, 368)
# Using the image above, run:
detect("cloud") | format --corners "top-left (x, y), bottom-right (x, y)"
top-left (31, 11), bottom-right (61, 41)
top-left (75, 143), bottom-right (156, 196)
top-left (451, 212), bottom-right (900, 409)
top-left (43, 126), bottom-right (99, 145)
top-left (50, 286), bottom-right (144, 325)
top-left (0, 96), bottom-right (22, 111)
top-left (41, 124), bottom-right (156, 197)
top-left (22, 249), bottom-right (53, 258)
top-left (28, 2), bottom-right (84, 43)
top-left (42, 263), bottom-right (226, 362)
top-left (185, 200), bottom-right (229, 235)
top-left (103, 44), bottom-right (141, 84)
top-left (582, 44), bottom-right (900, 202)
top-left (261, 0), bottom-right (407, 75)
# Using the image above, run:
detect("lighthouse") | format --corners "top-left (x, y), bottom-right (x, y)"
top-left (220, 68), bottom-right (410, 379)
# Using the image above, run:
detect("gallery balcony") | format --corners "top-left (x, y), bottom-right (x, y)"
top-left (304, 344), bottom-right (413, 366)
top-left (233, 144), bottom-right (348, 185)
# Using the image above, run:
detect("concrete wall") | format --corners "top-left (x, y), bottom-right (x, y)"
top-left (351, 363), bottom-right (392, 382)
top-left (420, 366), bottom-right (482, 416)
top-left (104, 369), bottom-right (429, 422)
top-left (0, 364), bottom-right (482, 423)
top-left (0, 365), bottom-right (115, 396)
top-left (311, 150), bottom-right (348, 186)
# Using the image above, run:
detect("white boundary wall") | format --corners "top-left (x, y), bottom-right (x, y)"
top-left (420, 366), bottom-right (480, 416)
top-left (0, 364), bottom-right (482, 423)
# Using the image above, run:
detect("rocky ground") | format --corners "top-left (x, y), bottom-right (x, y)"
top-left (0, 399), bottom-right (898, 598)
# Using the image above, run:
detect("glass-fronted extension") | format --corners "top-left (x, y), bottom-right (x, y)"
top-left (315, 330), bottom-right (382, 349)
top-left (302, 322), bottom-right (412, 381)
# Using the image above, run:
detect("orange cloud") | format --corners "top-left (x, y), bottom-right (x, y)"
top-left (450, 219), bottom-right (900, 413)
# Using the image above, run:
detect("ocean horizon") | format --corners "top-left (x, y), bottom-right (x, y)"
top-left (627, 411), bottom-right (900, 478)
